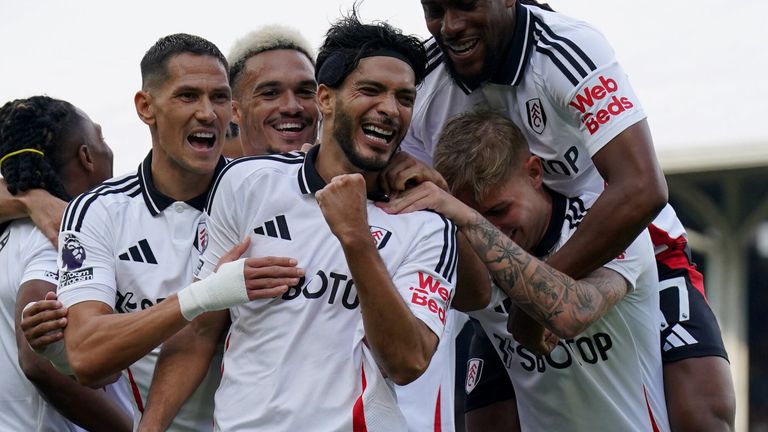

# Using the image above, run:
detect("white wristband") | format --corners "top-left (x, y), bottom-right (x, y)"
top-left (22, 302), bottom-right (73, 375)
top-left (177, 258), bottom-right (249, 321)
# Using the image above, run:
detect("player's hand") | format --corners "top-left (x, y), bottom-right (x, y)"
top-left (378, 151), bottom-right (448, 194)
top-left (217, 238), bottom-right (303, 300)
top-left (241, 256), bottom-right (303, 300)
top-left (21, 291), bottom-right (68, 351)
top-left (507, 307), bottom-right (559, 356)
top-left (300, 142), bottom-right (316, 153)
top-left (377, 181), bottom-right (475, 225)
top-left (316, 174), bottom-right (370, 243)
top-left (214, 237), bottom-right (251, 271)
top-left (20, 189), bottom-right (67, 247)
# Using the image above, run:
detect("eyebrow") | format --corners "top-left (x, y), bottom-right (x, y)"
top-left (253, 79), bottom-right (318, 91)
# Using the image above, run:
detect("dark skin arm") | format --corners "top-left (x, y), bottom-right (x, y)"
top-left (547, 119), bottom-right (667, 278)
top-left (512, 120), bottom-right (667, 351)
top-left (15, 281), bottom-right (132, 432)
top-left (0, 182), bottom-right (66, 247)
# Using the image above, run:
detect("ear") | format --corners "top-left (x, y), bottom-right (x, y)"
top-left (232, 100), bottom-right (243, 125)
top-left (77, 144), bottom-right (96, 174)
top-left (316, 84), bottom-right (335, 117)
top-left (523, 155), bottom-right (544, 189)
top-left (134, 90), bottom-right (155, 126)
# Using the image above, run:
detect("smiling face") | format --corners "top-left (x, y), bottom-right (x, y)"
top-left (233, 49), bottom-right (319, 155)
top-left (321, 56), bottom-right (416, 173)
top-left (137, 52), bottom-right (231, 182)
top-left (421, 0), bottom-right (515, 81)
top-left (455, 157), bottom-right (550, 253)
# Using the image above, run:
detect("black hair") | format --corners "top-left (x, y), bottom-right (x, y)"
top-left (0, 96), bottom-right (79, 200)
top-left (316, 10), bottom-right (427, 88)
top-left (140, 33), bottom-right (228, 90)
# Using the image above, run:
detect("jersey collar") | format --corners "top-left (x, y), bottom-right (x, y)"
top-left (297, 145), bottom-right (326, 195)
top-left (456, 2), bottom-right (535, 94)
top-left (137, 151), bottom-right (227, 216)
top-left (295, 145), bottom-right (390, 202)
top-left (531, 189), bottom-right (566, 258)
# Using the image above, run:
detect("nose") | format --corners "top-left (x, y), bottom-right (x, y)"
top-left (377, 93), bottom-right (399, 118)
top-left (280, 91), bottom-right (304, 115)
top-left (441, 9), bottom-right (466, 39)
top-left (195, 97), bottom-right (217, 123)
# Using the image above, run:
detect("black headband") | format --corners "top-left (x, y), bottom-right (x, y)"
top-left (316, 49), bottom-right (414, 87)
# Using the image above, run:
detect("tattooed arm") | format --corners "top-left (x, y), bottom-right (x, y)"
top-left (460, 211), bottom-right (629, 338)
top-left (379, 181), bottom-right (630, 339)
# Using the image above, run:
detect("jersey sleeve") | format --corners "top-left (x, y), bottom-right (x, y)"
top-left (195, 165), bottom-right (246, 280)
top-left (391, 213), bottom-right (457, 341)
top-left (538, 22), bottom-right (646, 157)
top-left (601, 229), bottom-right (655, 293)
top-left (20, 227), bottom-right (59, 286)
top-left (56, 199), bottom-right (117, 309)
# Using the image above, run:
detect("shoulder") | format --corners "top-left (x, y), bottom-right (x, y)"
top-left (206, 152), bottom-right (305, 210)
top-left (527, 7), bottom-right (617, 88)
top-left (61, 173), bottom-right (141, 232)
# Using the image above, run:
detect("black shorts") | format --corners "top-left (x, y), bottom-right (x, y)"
top-left (463, 319), bottom-right (516, 413)
top-left (657, 246), bottom-right (729, 363)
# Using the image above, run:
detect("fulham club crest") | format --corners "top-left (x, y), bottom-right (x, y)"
top-left (196, 219), bottom-right (208, 254)
top-left (526, 98), bottom-right (547, 135)
top-left (465, 358), bottom-right (484, 394)
top-left (369, 226), bottom-right (392, 250)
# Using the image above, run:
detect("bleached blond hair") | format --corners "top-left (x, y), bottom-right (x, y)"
top-left (228, 25), bottom-right (316, 91)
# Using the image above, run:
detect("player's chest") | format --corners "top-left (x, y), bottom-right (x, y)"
top-left (113, 209), bottom-right (204, 311)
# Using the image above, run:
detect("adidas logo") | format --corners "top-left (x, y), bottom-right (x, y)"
top-left (253, 215), bottom-right (291, 240)
top-left (662, 324), bottom-right (699, 352)
top-left (118, 239), bottom-right (158, 264)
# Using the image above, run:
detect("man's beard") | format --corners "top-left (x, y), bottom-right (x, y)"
top-left (332, 101), bottom-right (396, 172)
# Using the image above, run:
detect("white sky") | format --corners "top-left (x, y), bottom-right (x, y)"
top-left (2, 0), bottom-right (766, 176)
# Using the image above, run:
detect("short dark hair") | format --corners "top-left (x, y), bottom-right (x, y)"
top-left (316, 11), bottom-right (427, 88)
top-left (0, 96), bottom-right (80, 200)
top-left (140, 33), bottom-right (228, 90)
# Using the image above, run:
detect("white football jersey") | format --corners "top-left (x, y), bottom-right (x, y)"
top-left (0, 219), bottom-right (132, 431)
top-left (395, 309), bottom-right (468, 432)
top-left (470, 192), bottom-right (669, 431)
top-left (403, 2), bottom-right (683, 253)
top-left (197, 147), bottom-right (458, 431)
top-left (57, 153), bottom-right (225, 431)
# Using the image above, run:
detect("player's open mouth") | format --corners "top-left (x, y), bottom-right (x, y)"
top-left (361, 123), bottom-right (395, 145)
top-left (272, 121), bottom-right (307, 135)
top-left (187, 131), bottom-right (216, 149)
top-left (446, 38), bottom-right (479, 56)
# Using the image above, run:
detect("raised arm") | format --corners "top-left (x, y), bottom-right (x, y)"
top-left (0, 182), bottom-right (66, 247)
top-left (546, 120), bottom-right (666, 279)
top-left (15, 281), bottom-right (132, 431)
top-left (316, 174), bottom-right (443, 385)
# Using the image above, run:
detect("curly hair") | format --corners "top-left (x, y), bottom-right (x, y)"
top-left (228, 25), bottom-right (316, 91)
top-left (141, 33), bottom-right (228, 90)
top-left (0, 96), bottom-right (78, 200)
top-left (316, 9), bottom-right (427, 88)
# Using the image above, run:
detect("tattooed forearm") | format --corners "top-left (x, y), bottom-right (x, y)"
top-left (460, 210), bottom-right (629, 338)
